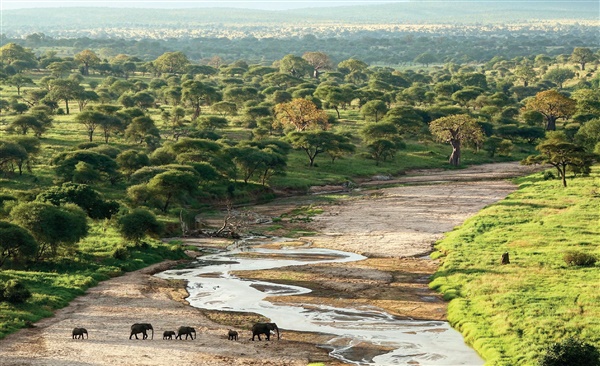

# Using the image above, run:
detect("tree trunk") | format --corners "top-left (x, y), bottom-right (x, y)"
top-left (449, 139), bottom-right (461, 166)
top-left (546, 116), bottom-right (557, 131)
top-left (65, 100), bottom-right (70, 114)
top-left (88, 130), bottom-right (94, 142)
top-left (559, 163), bottom-right (567, 187)
top-left (334, 106), bottom-right (340, 119)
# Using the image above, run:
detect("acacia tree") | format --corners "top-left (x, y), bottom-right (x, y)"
top-left (287, 130), bottom-right (353, 167)
top-left (360, 100), bottom-right (388, 122)
top-left (48, 79), bottom-right (84, 114)
top-left (274, 98), bottom-right (329, 132)
top-left (429, 114), bottom-right (484, 166)
top-left (146, 170), bottom-right (198, 212)
top-left (522, 132), bottom-right (596, 187)
top-left (76, 110), bottom-right (107, 142)
top-left (5, 75), bottom-right (34, 96)
top-left (10, 202), bottom-right (88, 260)
top-left (525, 90), bottom-right (576, 131)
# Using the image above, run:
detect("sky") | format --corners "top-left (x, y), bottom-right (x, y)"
top-left (0, 0), bottom-right (393, 10)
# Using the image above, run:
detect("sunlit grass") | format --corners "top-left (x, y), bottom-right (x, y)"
top-left (431, 167), bottom-right (600, 365)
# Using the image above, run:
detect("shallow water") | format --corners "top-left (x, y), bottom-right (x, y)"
top-left (156, 237), bottom-right (483, 365)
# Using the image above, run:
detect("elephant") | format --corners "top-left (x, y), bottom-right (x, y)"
top-left (130, 323), bottom-right (154, 340)
top-left (72, 327), bottom-right (88, 339)
top-left (251, 322), bottom-right (279, 341)
top-left (175, 326), bottom-right (196, 340)
top-left (228, 329), bottom-right (238, 341)
top-left (163, 330), bottom-right (176, 340)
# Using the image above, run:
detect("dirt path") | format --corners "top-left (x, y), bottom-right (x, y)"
top-left (0, 162), bottom-right (541, 365)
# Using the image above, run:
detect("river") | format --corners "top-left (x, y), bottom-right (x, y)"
top-left (156, 237), bottom-right (483, 365)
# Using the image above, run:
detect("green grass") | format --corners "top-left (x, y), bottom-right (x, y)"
top-left (430, 167), bottom-right (600, 365)
top-left (0, 222), bottom-right (187, 340)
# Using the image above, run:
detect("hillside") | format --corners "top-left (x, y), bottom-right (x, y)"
top-left (2, 1), bottom-right (598, 39)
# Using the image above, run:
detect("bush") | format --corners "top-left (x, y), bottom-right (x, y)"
top-left (564, 251), bottom-right (597, 266)
top-left (111, 246), bottom-right (129, 260)
top-left (539, 337), bottom-right (600, 366)
top-left (0, 279), bottom-right (32, 304)
top-left (543, 171), bottom-right (556, 180)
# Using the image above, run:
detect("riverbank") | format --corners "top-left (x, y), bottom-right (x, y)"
top-left (0, 162), bottom-right (541, 365)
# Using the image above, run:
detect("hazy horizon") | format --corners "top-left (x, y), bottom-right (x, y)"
top-left (0, 0), bottom-right (393, 11)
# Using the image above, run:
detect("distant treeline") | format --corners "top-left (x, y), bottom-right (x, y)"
top-left (1, 24), bottom-right (598, 67)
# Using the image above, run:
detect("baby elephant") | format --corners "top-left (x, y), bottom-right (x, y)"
top-left (72, 327), bottom-right (88, 339)
top-left (228, 329), bottom-right (238, 341)
top-left (163, 330), bottom-right (176, 340)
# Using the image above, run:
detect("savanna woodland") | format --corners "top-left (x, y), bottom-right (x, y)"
top-left (1, 2), bottom-right (599, 365)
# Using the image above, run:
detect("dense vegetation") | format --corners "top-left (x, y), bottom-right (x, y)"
top-left (1, 10), bottom-right (599, 363)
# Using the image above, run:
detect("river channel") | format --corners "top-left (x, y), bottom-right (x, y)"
top-left (156, 237), bottom-right (483, 365)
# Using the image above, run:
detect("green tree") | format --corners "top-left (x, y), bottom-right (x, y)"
top-left (7, 115), bottom-right (43, 136)
top-left (570, 47), bottom-right (595, 71)
top-left (522, 132), bottom-right (596, 187)
top-left (513, 64), bottom-right (537, 87)
top-left (414, 52), bottom-right (438, 67)
top-left (182, 80), bottom-right (220, 119)
top-left (153, 51), bottom-right (190, 75)
top-left (429, 114), bottom-right (484, 166)
top-left (278, 54), bottom-right (312, 78)
top-left (75, 110), bottom-right (108, 142)
top-left (5, 74), bottom-right (34, 96)
top-left (544, 68), bottom-right (575, 89)
top-left (116, 150), bottom-right (150, 175)
top-left (211, 101), bottom-right (238, 117)
top-left (53, 150), bottom-right (119, 184)
top-left (124, 116), bottom-right (160, 145)
top-left (147, 170), bottom-right (198, 212)
top-left (48, 79), bottom-right (84, 114)
top-left (0, 221), bottom-right (38, 267)
top-left (10, 202), bottom-right (88, 260)
top-left (0, 141), bottom-right (28, 175)
top-left (574, 118), bottom-right (600, 152)
top-left (36, 182), bottom-right (119, 220)
top-left (117, 208), bottom-right (163, 244)
top-left (360, 100), bottom-right (388, 122)
top-left (286, 130), bottom-right (353, 167)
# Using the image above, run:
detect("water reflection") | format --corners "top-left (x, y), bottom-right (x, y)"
top-left (156, 237), bottom-right (483, 365)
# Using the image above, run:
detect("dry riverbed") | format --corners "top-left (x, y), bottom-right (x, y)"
top-left (0, 162), bottom-right (541, 366)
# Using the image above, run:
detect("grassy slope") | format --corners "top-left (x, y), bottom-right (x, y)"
top-left (430, 168), bottom-right (600, 365)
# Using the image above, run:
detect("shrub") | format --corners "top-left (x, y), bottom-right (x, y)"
top-left (111, 246), bottom-right (129, 260)
top-left (538, 337), bottom-right (600, 366)
top-left (563, 251), bottom-right (597, 266)
top-left (1, 279), bottom-right (32, 304)
top-left (543, 171), bottom-right (556, 180)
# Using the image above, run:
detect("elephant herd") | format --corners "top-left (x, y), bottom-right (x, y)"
top-left (71, 322), bottom-right (280, 342)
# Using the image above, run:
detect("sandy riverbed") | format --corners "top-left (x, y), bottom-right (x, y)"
top-left (0, 162), bottom-right (542, 366)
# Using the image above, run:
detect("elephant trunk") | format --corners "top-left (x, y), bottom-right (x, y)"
top-left (150, 328), bottom-right (154, 340)
top-left (85, 331), bottom-right (88, 339)
top-left (274, 324), bottom-right (280, 340)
